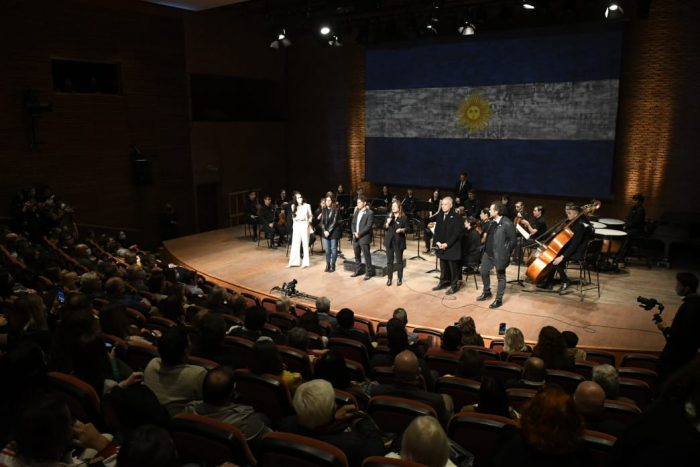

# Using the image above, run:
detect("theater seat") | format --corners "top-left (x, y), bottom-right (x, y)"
top-left (367, 396), bottom-right (437, 434)
top-left (258, 432), bottom-right (349, 467)
top-left (447, 413), bottom-right (518, 466)
top-left (362, 457), bottom-right (427, 467)
top-left (48, 372), bottom-right (103, 428)
top-left (234, 369), bottom-right (295, 427)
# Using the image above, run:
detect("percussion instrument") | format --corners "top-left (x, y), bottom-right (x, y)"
top-left (595, 228), bottom-right (627, 255)
top-left (590, 221), bottom-right (606, 229)
top-left (598, 218), bottom-right (625, 230)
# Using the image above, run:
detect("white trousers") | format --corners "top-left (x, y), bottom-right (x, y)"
top-left (288, 221), bottom-right (310, 267)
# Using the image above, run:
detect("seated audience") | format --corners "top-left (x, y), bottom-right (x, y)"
top-left (315, 296), bottom-right (339, 331)
top-left (116, 425), bottom-right (179, 467)
top-left (532, 326), bottom-right (574, 371)
top-left (505, 357), bottom-right (547, 390)
top-left (105, 277), bottom-right (153, 316)
top-left (190, 313), bottom-right (244, 369)
top-left (426, 325), bottom-right (462, 357)
top-left (562, 330), bottom-right (587, 361)
top-left (99, 302), bottom-right (152, 345)
top-left (461, 376), bottom-right (520, 421)
top-left (574, 381), bottom-right (626, 437)
top-left (247, 339), bottom-right (303, 395)
top-left (392, 308), bottom-right (418, 343)
top-left (298, 312), bottom-right (328, 345)
top-left (370, 325), bottom-right (435, 390)
top-left (127, 264), bottom-right (149, 292)
top-left (371, 350), bottom-right (453, 426)
top-left (203, 286), bottom-right (233, 314)
top-left (228, 306), bottom-right (280, 343)
top-left (159, 295), bottom-right (186, 325)
top-left (6, 293), bottom-right (51, 354)
top-left (314, 349), bottom-right (374, 409)
top-left (500, 327), bottom-right (531, 360)
top-left (493, 386), bottom-right (593, 466)
top-left (185, 366), bottom-right (271, 451)
top-left (143, 327), bottom-right (206, 416)
top-left (458, 316), bottom-right (484, 347)
top-left (73, 243), bottom-right (98, 271)
top-left (108, 384), bottom-right (171, 440)
top-left (455, 349), bottom-right (485, 381)
top-left (330, 308), bottom-right (374, 354)
top-left (592, 363), bottom-right (636, 405)
top-left (79, 271), bottom-right (104, 299)
top-left (275, 296), bottom-right (292, 314)
top-left (278, 380), bottom-right (386, 467)
top-left (72, 332), bottom-right (143, 395)
top-left (387, 416), bottom-right (458, 467)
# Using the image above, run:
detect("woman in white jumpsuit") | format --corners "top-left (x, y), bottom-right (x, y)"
top-left (287, 192), bottom-right (313, 268)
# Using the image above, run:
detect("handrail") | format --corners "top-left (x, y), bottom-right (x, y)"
top-left (228, 188), bottom-right (261, 227)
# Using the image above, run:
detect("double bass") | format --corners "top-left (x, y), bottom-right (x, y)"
top-left (525, 200), bottom-right (601, 284)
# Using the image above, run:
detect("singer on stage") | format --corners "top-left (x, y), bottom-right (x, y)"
top-left (432, 197), bottom-right (464, 295)
top-left (286, 192), bottom-right (313, 269)
top-left (321, 193), bottom-right (341, 273)
top-left (385, 200), bottom-right (407, 286)
top-left (478, 201), bottom-right (516, 308)
top-left (351, 195), bottom-right (374, 280)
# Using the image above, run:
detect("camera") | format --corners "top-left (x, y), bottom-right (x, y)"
top-left (282, 279), bottom-right (298, 296)
top-left (637, 296), bottom-right (664, 323)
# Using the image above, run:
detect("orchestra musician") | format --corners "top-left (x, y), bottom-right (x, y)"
top-left (453, 172), bottom-right (472, 206)
top-left (379, 186), bottom-right (393, 207)
top-left (461, 216), bottom-right (481, 274)
top-left (384, 200), bottom-right (407, 286)
top-left (463, 189), bottom-right (481, 218)
top-left (350, 195), bottom-right (375, 280)
top-left (477, 201), bottom-right (517, 309)
top-left (244, 190), bottom-right (260, 242)
top-left (537, 203), bottom-right (594, 293)
top-left (615, 193), bottom-right (646, 266)
top-left (501, 194), bottom-right (516, 221)
top-left (321, 193), bottom-right (342, 273)
top-left (423, 189), bottom-right (441, 254)
top-left (259, 195), bottom-right (281, 249)
top-left (514, 201), bottom-right (530, 225)
top-left (401, 186), bottom-right (417, 220)
top-left (432, 197), bottom-right (464, 295)
top-left (520, 206), bottom-right (547, 246)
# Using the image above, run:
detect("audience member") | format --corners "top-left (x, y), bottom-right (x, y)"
top-left (127, 265), bottom-right (149, 292)
top-left (190, 313), bottom-right (244, 369)
top-left (330, 308), bottom-right (374, 354)
top-left (532, 326), bottom-right (574, 371)
top-left (500, 327), bottom-right (530, 360)
top-left (185, 367), bottom-right (271, 451)
top-left (105, 277), bottom-right (153, 316)
top-left (573, 381), bottom-right (626, 437)
top-left (108, 384), bottom-right (171, 440)
top-left (278, 380), bottom-right (386, 467)
top-left (143, 327), bottom-right (206, 416)
top-left (159, 295), bottom-right (186, 325)
top-left (247, 339), bottom-right (303, 395)
top-left (463, 376), bottom-right (520, 420)
top-left (426, 325), bottom-right (462, 356)
top-left (455, 349), bottom-right (484, 381)
top-left (387, 416), bottom-right (457, 467)
top-left (315, 296), bottom-right (339, 330)
top-left (79, 271), bottom-right (104, 299)
top-left (6, 293), bottom-right (51, 353)
top-left (99, 302), bottom-right (152, 345)
top-left (562, 331), bottom-right (587, 361)
top-left (228, 306), bottom-right (279, 343)
top-left (116, 425), bottom-right (179, 467)
top-left (458, 316), bottom-right (484, 347)
top-left (72, 332), bottom-right (143, 395)
top-left (313, 349), bottom-right (374, 409)
top-left (203, 286), bottom-right (232, 314)
top-left (392, 308), bottom-right (418, 343)
top-left (592, 364), bottom-right (636, 406)
top-left (505, 357), bottom-right (547, 390)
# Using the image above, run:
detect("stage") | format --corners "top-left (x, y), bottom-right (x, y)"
top-left (163, 226), bottom-right (693, 354)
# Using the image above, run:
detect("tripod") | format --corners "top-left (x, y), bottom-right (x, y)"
top-left (506, 237), bottom-right (526, 287)
top-left (409, 218), bottom-right (426, 261)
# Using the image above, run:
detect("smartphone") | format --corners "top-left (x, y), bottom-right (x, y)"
top-left (57, 289), bottom-right (65, 304)
top-left (105, 342), bottom-right (113, 350)
top-left (499, 323), bottom-right (507, 336)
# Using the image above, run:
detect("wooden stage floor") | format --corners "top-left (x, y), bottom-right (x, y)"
top-left (164, 227), bottom-right (697, 353)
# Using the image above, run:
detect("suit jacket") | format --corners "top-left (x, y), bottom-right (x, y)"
top-left (560, 217), bottom-right (593, 261)
top-left (461, 228), bottom-right (481, 266)
top-left (433, 209), bottom-right (464, 261)
top-left (401, 196), bottom-right (417, 215)
top-left (384, 214), bottom-right (407, 250)
top-left (259, 203), bottom-right (276, 226)
top-left (453, 180), bottom-right (472, 203)
top-left (486, 216), bottom-right (517, 270)
top-left (321, 207), bottom-right (342, 240)
top-left (351, 208), bottom-right (374, 245)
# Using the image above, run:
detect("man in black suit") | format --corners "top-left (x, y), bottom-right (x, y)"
top-left (370, 350), bottom-right (453, 426)
top-left (351, 195), bottom-right (374, 280)
top-left (477, 201), bottom-right (517, 309)
top-left (432, 196), bottom-right (464, 295)
top-left (259, 195), bottom-right (280, 249)
top-left (401, 187), bottom-right (417, 220)
top-left (453, 172), bottom-right (472, 207)
top-left (244, 190), bottom-right (260, 242)
top-left (463, 189), bottom-right (481, 218)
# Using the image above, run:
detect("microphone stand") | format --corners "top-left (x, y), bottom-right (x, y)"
top-left (427, 247), bottom-right (440, 274)
top-left (409, 218), bottom-right (426, 261)
top-left (507, 236), bottom-right (525, 287)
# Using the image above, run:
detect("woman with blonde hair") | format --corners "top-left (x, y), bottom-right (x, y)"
top-left (386, 416), bottom-right (457, 467)
top-left (458, 316), bottom-right (484, 347)
top-left (500, 327), bottom-right (531, 359)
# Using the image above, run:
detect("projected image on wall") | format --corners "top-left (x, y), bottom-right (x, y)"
top-left (364, 26), bottom-right (623, 199)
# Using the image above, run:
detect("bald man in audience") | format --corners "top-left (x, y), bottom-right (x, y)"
top-left (74, 243), bottom-right (98, 271)
top-left (504, 357), bottom-right (547, 390)
top-left (574, 381), bottom-right (626, 438)
top-left (370, 350), bottom-right (453, 425)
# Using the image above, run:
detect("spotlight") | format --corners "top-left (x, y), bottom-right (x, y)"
top-left (522, 0), bottom-right (535, 9)
top-left (425, 17), bottom-right (439, 35)
top-left (320, 26), bottom-right (331, 35)
top-left (605, 1), bottom-right (624, 19)
top-left (458, 22), bottom-right (476, 35)
top-left (328, 35), bottom-right (342, 47)
top-left (270, 29), bottom-right (291, 49)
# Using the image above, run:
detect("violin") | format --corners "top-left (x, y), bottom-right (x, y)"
top-left (525, 200), bottom-right (601, 284)
top-left (278, 210), bottom-right (286, 227)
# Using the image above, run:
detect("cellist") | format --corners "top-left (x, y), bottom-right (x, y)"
top-left (537, 203), bottom-right (594, 293)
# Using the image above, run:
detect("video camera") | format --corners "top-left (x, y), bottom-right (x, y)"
top-left (282, 279), bottom-right (298, 296)
top-left (637, 296), bottom-right (664, 323)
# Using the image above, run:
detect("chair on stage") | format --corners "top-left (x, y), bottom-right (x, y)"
top-left (565, 238), bottom-right (604, 300)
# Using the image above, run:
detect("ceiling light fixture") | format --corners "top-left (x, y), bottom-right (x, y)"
top-left (523, 0), bottom-right (535, 9)
top-left (605, 1), bottom-right (624, 19)
top-left (328, 35), bottom-right (342, 47)
top-left (270, 29), bottom-right (291, 49)
top-left (458, 22), bottom-right (476, 35)
top-left (320, 26), bottom-right (331, 35)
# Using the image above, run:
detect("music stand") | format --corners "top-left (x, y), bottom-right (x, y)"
top-left (409, 218), bottom-right (426, 261)
top-left (415, 201), bottom-right (436, 219)
top-left (506, 237), bottom-right (526, 287)
top-left (427, 247), bottom-right (441, 274)
top-left (372, 213), bottom-right (387, 254)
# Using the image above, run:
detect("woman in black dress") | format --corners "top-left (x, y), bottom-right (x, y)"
top-left (384, 200), bottom-right (407, 286)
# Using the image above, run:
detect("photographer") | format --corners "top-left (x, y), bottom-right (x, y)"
top-left (656, 272), bottom-right (700, 383)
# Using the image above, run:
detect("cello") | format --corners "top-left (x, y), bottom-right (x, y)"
top-left (525, 200), bottom-right (600, 284)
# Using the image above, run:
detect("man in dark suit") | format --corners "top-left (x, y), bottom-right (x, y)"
top-left (453, 172), bottom-right (472, 207)
top-left (478, 201), bottom-right (517, 309)
top-left (330, 308), bottom-right (374, 356)
top-left (351, 195), bottom-right (374, 280)
top-left (432, 196), bottom-right (464, 295)
top-left (370, 350), bottom-right (453, 426)
top-left (244, 190), bottom-right (260, 242)
top-left (259, 195), bottom-right (280, 249)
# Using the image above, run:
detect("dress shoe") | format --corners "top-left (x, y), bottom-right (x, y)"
top-left (423, 248), bottom-right (431, 254)
top-left (537, 281), bottom-right (552, 290)
top-left (446, 287), bottom-right (458, 295)
top-left (351, 270), bottom-right (362, 277)
top-left (397, 279), bottom-right (402, 286)
top-left (330, 263), bottom-right (336, 272)
top-left (386, 278), bottom-right (392, 286)
top-left (324, 263), bottom-right (330, 272)
top-left (269, 244), bottom-right (277, 250)
top-left (432, 282), bottom-right (448, 291)
top-left (364, 274), bottom-right (373, 281)
top-left (558, 281), bottom-right (571, 294)
top-left (476, 291), bottom-right (493, 301)
top-left (489, 299), bottom-right (503, 309)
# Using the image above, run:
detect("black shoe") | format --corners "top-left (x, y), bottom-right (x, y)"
top-left (364, 274), bottom-right (373, 281)
top-left (269, 244), bottom-right (277, 250)
top-left (351, 270), bottom-right (362, 277)
top-left (489, 299), bottom-right (503, 309)
top-left (386, 278), bottom-right (392, 286)
top-left (397, 279), bottom-right (402, 286)
top-left (432, 282), bottom-right (448, 291)
top-left (330, 263), bottom-right (336, 273)
top-left (537, 281), bottom-right (552, 290)
top-left (446, 286), bottom-right (458, 295)
top-left (558, 281), bottom-right (571, 294)
top-left (476, 292), bottom-right (492, 301)
top-left (325, 263), bottom-right (330, 272)
top-left (423, 249), bottom-right (431, 254)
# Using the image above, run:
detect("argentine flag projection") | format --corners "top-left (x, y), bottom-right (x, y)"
top-left (364, 26), bottom-right (623, 199)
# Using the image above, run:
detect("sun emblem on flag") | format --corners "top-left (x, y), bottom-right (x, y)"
top-left (456, 93), bottom-right (493, 133)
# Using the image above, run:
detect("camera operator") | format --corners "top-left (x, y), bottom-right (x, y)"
top-left (656, 272), bottom-right (700, 383)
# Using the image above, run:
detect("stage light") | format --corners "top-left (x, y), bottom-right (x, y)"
top-left (425, 17), bottom-right (439, 35)
top-left (459, 22), bottom-right (476, 35)
top-left (328, 35), bottom-right (342, 47)
top-left (523, 0), bottom-right (535, 9)
top-left (605, 1), bottom-right (624, 19)
top-left (320, 26), bottom-right (331, 35)
top-left (270, 29), bottom-right (291, 49)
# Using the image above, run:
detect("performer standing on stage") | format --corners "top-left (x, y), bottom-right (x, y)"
top-left (615, 193), bottom-right (646, 266)
top-left (321, 194), bottom-right (341, 273)
top-left (478, 201), bottom-right (516, 308)
top-left (432, 197), bottom-right (464, 295)
top-left (385, 200), bottom-right (407, 287)
top-left (350, 195), bottom-right (374, 280)
top-left (537, 203), bottom-right (593, 293)
top-left (423, 189), bottom-right (442, 254)
top-left (453, 172), bottom-right (472, 207)
top-left (287, 192), bottom-right (313, 269)
top-left (259, 195), bottom-right (280, 249)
